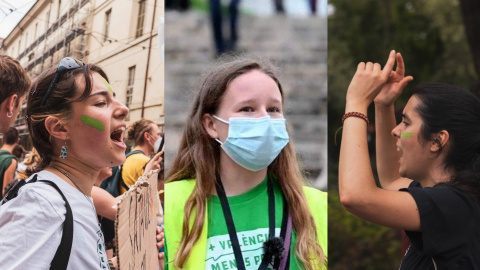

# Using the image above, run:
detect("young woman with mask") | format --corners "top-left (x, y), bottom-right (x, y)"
top-left (165, 57), bottom-right (327, 270)
top-left (0, 54), bottom-right (31, 133)
top-left (120, 118), bottom-right (162, 194)
top-left (339, 51), bottom-right (480, 269)
top-left (0, 57), bottom-right (164, 269)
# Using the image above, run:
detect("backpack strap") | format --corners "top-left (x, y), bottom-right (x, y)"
top-left (1, 175), bottom-right (73, 270)
top-left (119, 165), bottom-right (129, 191)
top-left (126, 150), bottom-right (145, 158)
top-left (0, 151), bottom-right (17, 163)
top-left (38, 179), bottom-right (74, 270)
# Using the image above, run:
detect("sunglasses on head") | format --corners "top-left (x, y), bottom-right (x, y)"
top-left (40, 57), bottom-right (85, 106)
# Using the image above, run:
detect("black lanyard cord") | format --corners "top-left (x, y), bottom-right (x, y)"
top-left (273, 195), bottom-right (289, 269)
top-left (215, 178), bottom-right (247, 270)
top-left (215, 176), bottom-right (289, 270)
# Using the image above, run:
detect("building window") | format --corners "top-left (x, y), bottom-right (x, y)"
top-left (66, 42), bottom-right (71, 56)
top-left (104, 9), bottom-right (111, 42)
top-left (126, 66), bottom-right (136, 119)
top-left (34, 23), bottom-right (38, 40)
top-left (135, 0), bottom-right (146, 38)
top-left (45, 11), bottom-right (50, 31)
top-left (57, 0), bottom-right (62, 19)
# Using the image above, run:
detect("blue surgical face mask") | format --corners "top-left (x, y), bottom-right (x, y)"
top-left (213, 115), bottom-right (290, 171)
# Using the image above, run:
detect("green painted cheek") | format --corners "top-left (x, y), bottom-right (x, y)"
top-left (401, 132), bottom-right (414, 138)
top-left (103, 79), bottom-right (113, 93)
top-left (81, 115), bottom-right (105, 131)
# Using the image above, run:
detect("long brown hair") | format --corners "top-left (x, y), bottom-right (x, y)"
top-left (26, 63), bottom-right (108, 174)
top-left (167, 56), bottom-right (326, 269)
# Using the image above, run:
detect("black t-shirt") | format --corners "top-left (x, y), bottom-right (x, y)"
top-left (399, 181), bottom-right (480, 270)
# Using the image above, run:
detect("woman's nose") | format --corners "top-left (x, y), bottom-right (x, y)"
top-left (115, 100), bottom-right (129, 120)
top-left (391, 124), bottom-right (401, 138)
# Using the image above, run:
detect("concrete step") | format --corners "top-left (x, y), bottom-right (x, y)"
top-left (165, 10), bottom-right (327, 188)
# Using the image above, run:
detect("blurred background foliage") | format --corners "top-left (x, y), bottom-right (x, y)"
top-left (328, 0), bottom-right (477, 269)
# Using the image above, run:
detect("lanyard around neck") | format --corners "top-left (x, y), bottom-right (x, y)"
top-left (215, 175), bottom-right (290, 270)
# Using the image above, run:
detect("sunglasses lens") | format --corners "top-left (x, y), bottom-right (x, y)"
top-left (58, 57), bottom-right (84, 71)
top-left (41, 57), bottom-right (85, 106)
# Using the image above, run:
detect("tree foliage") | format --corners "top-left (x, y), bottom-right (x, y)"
top-left (328, 0), bottom-right (475, 269)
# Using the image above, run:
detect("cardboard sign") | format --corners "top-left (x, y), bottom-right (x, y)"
top-left (115, 171), bottom-right (160, 270)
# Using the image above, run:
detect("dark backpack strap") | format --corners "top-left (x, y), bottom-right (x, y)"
top-left (0, 150), bottom-right (17, 161)
top-left (126, 150), bottom-right (145, 158)
top-left (38, 180), bottom-right (74, 270)
top-left (1, 176), bottom-right (74, 269)
top-left (118, 165), bottom-right (129, 191)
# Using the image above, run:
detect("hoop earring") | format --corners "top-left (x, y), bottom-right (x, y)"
top-left (6, 112), bottom-right (13, 118)
top-left (60, 140), bottom-right (68, 159)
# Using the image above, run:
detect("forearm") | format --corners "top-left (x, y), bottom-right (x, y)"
top-left (375, 103), bottom-right (402, 188)
top-left (339, 103), bottom-right (379, 209)
top-left (3, 165), bottom-right (15, 196)
top-left (92, 186), bottom-right (118, 220)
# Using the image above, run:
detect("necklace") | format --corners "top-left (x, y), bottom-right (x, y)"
top-left (51, 166), bottom-right (101, 228)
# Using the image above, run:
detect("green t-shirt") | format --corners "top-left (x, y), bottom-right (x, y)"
top-left (205, 178), bottom-right (299, 270)
top-left (0, 150), bottom-right (16, 199)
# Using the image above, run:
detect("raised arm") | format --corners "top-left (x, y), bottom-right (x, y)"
top-left (339, 50), bottom-right (421, 231)
top-left (374, 53), bottom-right (414, 190)
top-left (2, 160), bottom-right (17, 196)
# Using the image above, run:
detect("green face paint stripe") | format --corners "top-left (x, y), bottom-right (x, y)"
top-left (103, 79), bottom-right (113, 93)
top-left (81, 115), bottom-right (105, 131)
top-left (401, 132), bottom-right (414, 138)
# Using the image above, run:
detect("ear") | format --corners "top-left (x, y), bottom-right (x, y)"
top-left (202, 114), bottom-right (218, 139)
top-left (4, 94), bottom-right (18, 113)
top-left (45, 116), bottom-right (68, 141)
top-left (143, 131), bottom-right (150, 142)
top-left (430, 130), bottom-right (450, 152)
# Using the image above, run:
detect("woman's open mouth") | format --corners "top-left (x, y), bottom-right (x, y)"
top-left (111, 126), bottom-right (126, 149)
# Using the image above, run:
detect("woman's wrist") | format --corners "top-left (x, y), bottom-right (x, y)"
top-left (345, 101), bottom-right (369, 115)
top-left (374, 100), bottom-right (395, 109)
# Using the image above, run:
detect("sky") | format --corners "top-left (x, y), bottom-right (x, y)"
top-left (0, 0), bottom-right (328, 39)
top-left (0, 0), bottom-right (37, 39)
top-left (241, 0), bottom-right (328, 17)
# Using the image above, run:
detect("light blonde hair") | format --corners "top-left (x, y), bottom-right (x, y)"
top-left (167, 56), bottom-right (326, 269)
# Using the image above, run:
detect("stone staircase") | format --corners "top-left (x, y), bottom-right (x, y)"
top-left (165, 10), bottom-right (327, 189)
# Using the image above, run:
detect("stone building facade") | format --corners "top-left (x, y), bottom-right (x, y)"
top-left (1, 0), bottom-right (164, 149)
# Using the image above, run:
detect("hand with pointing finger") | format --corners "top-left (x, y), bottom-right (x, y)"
top-left (374, 52), bottom-right (414, 107)
top-left (145, 150), bottom-right (163, 174)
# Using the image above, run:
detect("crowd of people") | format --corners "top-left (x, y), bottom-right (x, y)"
top-left (0, 54), bottom-right (164, 269)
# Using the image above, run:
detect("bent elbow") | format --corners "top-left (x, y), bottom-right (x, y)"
top-left (339, 193), bottom-right (364, 214)
top-left (339, 194), bottom-right (354, 211)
